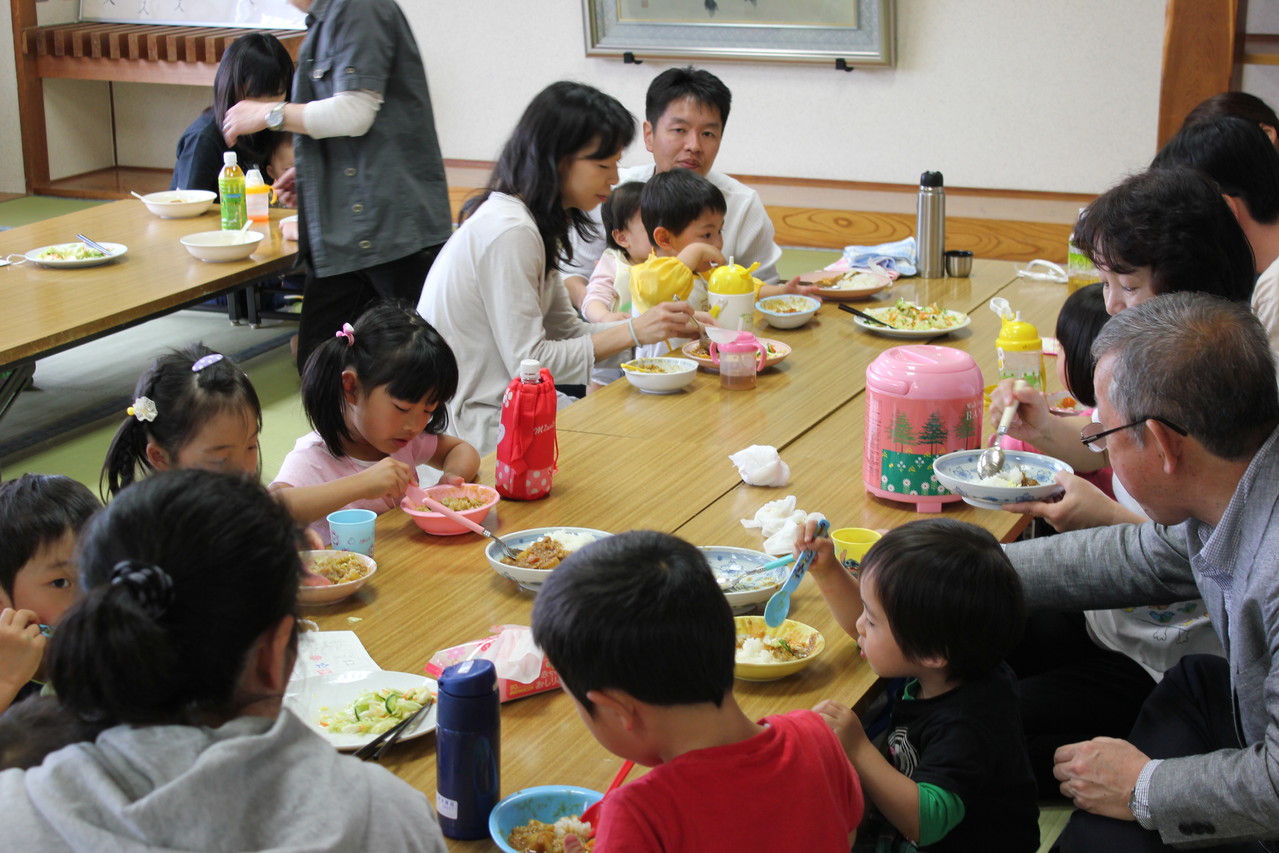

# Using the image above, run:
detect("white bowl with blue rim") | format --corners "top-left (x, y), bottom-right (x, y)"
top-left (485, 527), bottom-right (611, 592)
top-left (932, 449), bottom-right (1073, 510)
top-left (698, 545), bottom-right (787, 615)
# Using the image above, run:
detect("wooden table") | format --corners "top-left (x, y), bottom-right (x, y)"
top-left (303, 262), bottom-right (1072, 850)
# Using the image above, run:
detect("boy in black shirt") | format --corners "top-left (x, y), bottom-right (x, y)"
top-left (804, 517), bottom-right (1039, 852)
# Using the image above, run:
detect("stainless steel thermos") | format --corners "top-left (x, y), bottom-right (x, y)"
top-left (916, 171), bottom-right (945, 278)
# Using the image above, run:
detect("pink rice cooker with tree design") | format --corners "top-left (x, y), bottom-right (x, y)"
top-left (864, 345), bottom-right (984, 512)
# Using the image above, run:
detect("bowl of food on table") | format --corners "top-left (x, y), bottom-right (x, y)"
top-left (297, 550), bottom-right (377, 605)
top-left (284, 670), bottom-right (436, 751)
top-left (931, 449), bottom-right (1073, 510)
top-left (680, 338), bottom-right (790, 372)
top-left (733, 615), bottom-right (825, 682)
top-left (400, 483), bottom-right (500, 535)
top-left (137, 189), bottom-right (217, 218)
top-left (486, 527), bottom-right (611, 591)
top-left (755, 294), bottom-right (820, 329)
top-left (620, 357), bottom-right (698, 394)
top-left (490, 785), bottom-right (603, 853)
top-left (180, 229), bottom-right (265, 262)
top-left (699, 546), bottom-right (788, 614)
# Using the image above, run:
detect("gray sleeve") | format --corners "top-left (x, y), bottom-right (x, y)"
top-left (1147, 734), bottom-right (1279, 844)
top-left (1006, 522), bottom-right (1200, 610)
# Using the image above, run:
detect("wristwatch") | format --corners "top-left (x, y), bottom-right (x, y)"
top-left (265, 102), bottom-right (287, 132)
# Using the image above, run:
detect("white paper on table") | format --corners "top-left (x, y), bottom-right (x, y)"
top-left (289, 630), bottom-right (380, 683)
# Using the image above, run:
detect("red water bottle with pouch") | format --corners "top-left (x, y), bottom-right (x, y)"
top-left (495, 359), bottom-right (557, 500)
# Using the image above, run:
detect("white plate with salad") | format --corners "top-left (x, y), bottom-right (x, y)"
top-left (284, 670), bottom-right (438, 751)
top-left (24, 241), bottom-right (128, 268)
top-left (852, 299), bottom-right (970, 338)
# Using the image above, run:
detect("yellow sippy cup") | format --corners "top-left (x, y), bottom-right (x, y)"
top-left (707, 259), bottom-right (761, 330)
top-left (990, 297), bottom-right (1044, 389)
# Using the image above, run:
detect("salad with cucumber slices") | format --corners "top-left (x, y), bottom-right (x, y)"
top-left (317, 684), bottom-right (435, 735)
top-left (36, 243), bottom-right (107, 261)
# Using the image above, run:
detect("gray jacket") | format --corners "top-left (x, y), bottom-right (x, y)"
top-left (1007, 427), bottom-right (1279, 848)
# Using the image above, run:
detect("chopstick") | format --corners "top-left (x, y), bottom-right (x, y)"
top-left (837, 303), bottom-right (895, 328)
top-left (75, 233), bottom-right (114, 256)
top-left (352, 702), bottom-right (430, 761)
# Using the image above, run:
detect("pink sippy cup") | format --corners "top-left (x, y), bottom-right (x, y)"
top-left (710, 332), bottom-right (768, 390)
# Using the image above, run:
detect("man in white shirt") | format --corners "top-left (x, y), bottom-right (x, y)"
top-left (563, 67), bottom-right (783, 307)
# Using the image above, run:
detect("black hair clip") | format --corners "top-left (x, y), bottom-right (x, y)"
top-left (109, 560), bottom-right (176, 618)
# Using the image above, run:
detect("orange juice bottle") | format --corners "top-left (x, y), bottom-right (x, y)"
top-left (245, 167), bottom-right (272, 223)
top-left (218, 152), bottom-right (245, 230)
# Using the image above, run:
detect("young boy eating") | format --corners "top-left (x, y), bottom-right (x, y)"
top-left (0, 474), bottom-right (100, 713)
top-left (803, 518), bottom-right (1040, 852)
top-left (532, 530), bottom-right (863, 851)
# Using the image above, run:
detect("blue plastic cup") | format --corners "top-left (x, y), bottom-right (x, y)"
top-left (328, 508), bottom-right (376, 556)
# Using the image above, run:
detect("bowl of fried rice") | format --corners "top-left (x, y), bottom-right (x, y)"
top-left (485, 527), bottom-right (611, 592)
top-left (400, 483), bottom-right (500, 536)
top-left (490, 785), bottom-right (602, 853)
top-left (297, 550), bottom-right (377, 606)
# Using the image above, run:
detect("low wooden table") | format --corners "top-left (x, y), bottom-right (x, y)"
top-left (299, 261), bottom-right (1073, 850)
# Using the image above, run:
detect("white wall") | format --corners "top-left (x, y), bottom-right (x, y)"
top-left (2, 0), bottom-right (1165, 196)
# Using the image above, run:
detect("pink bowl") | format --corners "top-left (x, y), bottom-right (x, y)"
top-left (400, 484), bottom-right (499, 536)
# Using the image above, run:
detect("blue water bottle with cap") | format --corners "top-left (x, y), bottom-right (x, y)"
top-left (435, 658), bottom-right (500, 839)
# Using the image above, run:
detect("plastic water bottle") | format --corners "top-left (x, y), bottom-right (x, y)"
top-left (916, 171), bottom-right (945, 278)
top-left (245, 167), bottom-right (271, 223)
top-left (435, 659), bottom-right (500, 839)
top-left (218, 152), bottom-right (245, 231)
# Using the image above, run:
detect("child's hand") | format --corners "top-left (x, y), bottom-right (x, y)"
top-left (814, 698), bottom-right (869, 758)
top-left (0, 608), bottom-right (46, 692)
top-left (358, 458), bottom-right (415, 501)
top-left (796, 517), bottom-right (840, 577)
top-left (677, 242), bottom-right (727, 273)
top-left (436, 472), bottom-right (465, 487)
top-left (760, 277), bottom-right (824, 299)
top-left (564, 836), bottom-right (586, 853)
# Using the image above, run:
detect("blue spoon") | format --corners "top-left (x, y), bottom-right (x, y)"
top-left (763, 518), bottom-right (829, 628)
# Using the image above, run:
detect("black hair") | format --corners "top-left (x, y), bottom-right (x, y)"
top-left (101, 344), bottom-right (262, 499)
top-left (532, 530), bottom-right (734, 713)
top-left (645, 66), bottom-right (732, 129)
top-left (1055, 283), bottom-right (1109, 407)
top-left (602, 182), bottom-right (645, 253)
top-left (1153, 115), bottom-right (1279, 225)
top-left (858, 519), bottom-right (1024, 683)
top-left (49, 470), bottom-right (303, 727)
top-left (0, 695), bottom-right (107, 770)
top-left (301, 301), bottom-right (458, 458)
top-left (1183, 91), bottom-right (1279, 145)
top-left (1072, 168), bottom-right (1255, 303)
top-left (213, 32), bottom-right (294, 177)
top-left (639, 168), bottom-right (727, 245)
top-left (462, 81), bottom-right (635, 274)
top-left (0, 474), bottom-right (101, 600)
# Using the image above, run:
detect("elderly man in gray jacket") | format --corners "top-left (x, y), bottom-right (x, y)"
top-left (1008, 292), bottom-right (1279, 851)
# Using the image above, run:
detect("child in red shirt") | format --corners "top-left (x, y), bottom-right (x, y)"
top-left (532, 530), bottom-right (863, 852)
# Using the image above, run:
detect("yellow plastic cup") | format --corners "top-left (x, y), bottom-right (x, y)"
top-left (831, 528), bottom-right (882, 568)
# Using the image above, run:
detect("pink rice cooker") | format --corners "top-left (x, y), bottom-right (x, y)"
top-left (864, 345), bottom-right (984, 512)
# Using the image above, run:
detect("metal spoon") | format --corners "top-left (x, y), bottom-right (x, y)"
top-left (977, 380), bottom-right (1029, 479)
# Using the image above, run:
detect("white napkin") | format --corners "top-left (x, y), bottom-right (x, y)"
top-left (427, 624), bottom-right (545, 684)
top-left (728, 444), bottom-right (790, 487)
top-left (741, 497), bottom-right (823, 555)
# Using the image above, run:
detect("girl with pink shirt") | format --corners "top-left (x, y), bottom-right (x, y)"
top-left (270, 302), bottom-right (480, 540)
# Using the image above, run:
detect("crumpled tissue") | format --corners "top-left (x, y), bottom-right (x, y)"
top-left (740, 495), bottom-right (825, 555)
top-left (425, 624), bottom-right (560, 702)
top-left (728, 444), bottom-right (790, 487)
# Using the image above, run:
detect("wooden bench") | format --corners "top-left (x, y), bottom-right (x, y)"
top-left (13, 0), bottom-right (303, 198)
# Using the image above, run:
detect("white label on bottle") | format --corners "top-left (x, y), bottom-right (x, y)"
top-left (436, 793), bottom-right (458, 820)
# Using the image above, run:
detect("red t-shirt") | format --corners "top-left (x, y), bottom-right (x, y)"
top-left (594, 709), bottom-right (863, 851)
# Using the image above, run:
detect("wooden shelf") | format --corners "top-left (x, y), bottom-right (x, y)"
top-left (1242, 34), bottom-right (1279, 66)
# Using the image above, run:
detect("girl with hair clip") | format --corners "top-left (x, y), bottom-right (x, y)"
top-left (270, 302), bottom-right (480, 540)
top-left (0, 469), bottom-right (448, 851)
top-left (171, 32), bottom-right (296, 193)
top-left (418, 80), bottom-right (698, 454)
top-left (101, 344), bottom-right (263, 499)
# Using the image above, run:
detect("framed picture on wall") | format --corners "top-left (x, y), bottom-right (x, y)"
top-left (79, 0), bottom-right (304, 28)
top-left (582, 0), bottom-right (894, 67)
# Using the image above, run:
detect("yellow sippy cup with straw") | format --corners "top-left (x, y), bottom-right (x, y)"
top-left (989, 297), bottom-right (1044, 389)
top-left (706, 259), bottom-right (761, 330)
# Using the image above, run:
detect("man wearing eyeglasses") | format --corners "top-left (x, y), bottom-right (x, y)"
top-left (1008, 292), bottom-right (1279, 852)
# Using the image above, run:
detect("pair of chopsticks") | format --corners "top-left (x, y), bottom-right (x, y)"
top-left (76, 233), bottom-right (114, 256)
top-left (351, 703), bottom-right (430, 761)
top-left (837, 303), bottom-right (896, 328)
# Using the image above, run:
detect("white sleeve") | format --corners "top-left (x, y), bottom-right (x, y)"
top-left (302, 90), bottom-right (384, 139)
top-left (563, 207), bottom-right (607, 281)
top-left (735, 190), bottom-right (783, 285)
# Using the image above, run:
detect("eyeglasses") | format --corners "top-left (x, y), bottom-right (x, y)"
top-left (1079, 416), bottom-right (1188, 452)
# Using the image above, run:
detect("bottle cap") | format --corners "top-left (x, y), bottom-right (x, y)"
top-left (920, 171), bottom-right (944, 188)
top-left (245, 168), bottom-right (264, 186)
top-left (223, 151), bottom-right (237, 166)
top-left (440, 659), bottom-right (497, 697)
top-left (519, 359), bottom-right (540, 383)
top-left (997, 316), bottom-right (1041, 349)
top-left (719, 332), bottom-right (761, 354)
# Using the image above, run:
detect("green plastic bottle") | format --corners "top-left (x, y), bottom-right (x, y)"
top-left (218, 151), bottom-right (246, 230)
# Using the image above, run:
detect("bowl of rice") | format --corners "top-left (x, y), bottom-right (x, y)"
top-left (486, 527), bottom-right (611, 592)
top-left (400, 483), bottom-right (500, 536)
top-left (932, 449), bottom-right (1073, 510)
top-left (733, 615), bottom-right (825, 682)
top-left (699, 546), bottom-right (787, 615)
top-left (489, 785), bottom-right (602, 853)
top-left (756, 294), bottom-right (820, 329)
top-left (620, 357), bottom-right (698, 394)
top-left (297, 550), bottom-right (377, 606)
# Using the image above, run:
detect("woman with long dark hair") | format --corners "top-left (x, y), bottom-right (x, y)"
top-left (417, 81), bottom-right (697, 454)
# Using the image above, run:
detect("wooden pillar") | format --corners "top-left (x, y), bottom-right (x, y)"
top-left (12, 0), bottom-right (50, 194)
top-left (1158, 0), bottom-right (1240, 148)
